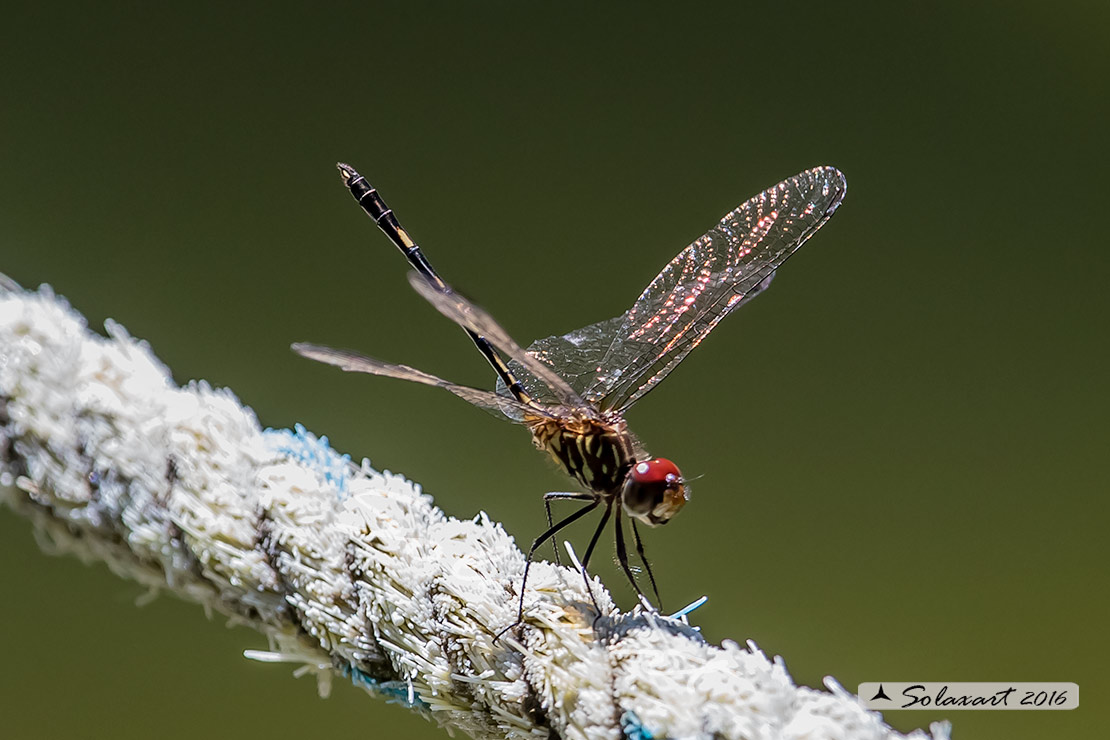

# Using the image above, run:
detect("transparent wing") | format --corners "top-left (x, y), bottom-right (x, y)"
top-left (584, 166), bottom-right (847, 411)
top-left (498, 313), bottom-right (628, 403)
top-left (292, 343), bottom-right (546, 423)
top-left (405, 272), bottom-right (590, 412)
top-left (501, 274), bottom-right (775, 405)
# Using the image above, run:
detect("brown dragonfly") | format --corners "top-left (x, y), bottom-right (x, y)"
top-left (294, 163), bottom-right (846, 629)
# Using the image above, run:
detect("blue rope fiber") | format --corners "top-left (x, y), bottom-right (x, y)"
top-left (621, 711), bottom-right (655, 740)
top-left (264, 423), bottom-right (354, 497)
top-left (378, 681), bottom-right (429, 709)
top-left (668, 595), bottom-right (708, 620)
top-left (339, 664), bottom-right (429, 709)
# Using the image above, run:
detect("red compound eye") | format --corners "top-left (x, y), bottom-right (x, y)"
top-left (624, 457), bottom-right (687, 526)
top-left (631, 458), bottom-right (682, 486)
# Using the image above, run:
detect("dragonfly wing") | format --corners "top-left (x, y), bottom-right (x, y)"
top-left (501, 277), bottom-right (773, 406)
top-left (292, 343), bottom-right (543, 423)
top-left (587, 166), bottom-right (847, 412)
top-left (406, 272), bottom-right (590, 412)
top-left (497, 313), bottom-right (628, 404)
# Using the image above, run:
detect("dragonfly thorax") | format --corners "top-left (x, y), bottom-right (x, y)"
top-left (529, 415), bottom-right (636, 495)
top-left (529, 417), bottom-right (688, 526)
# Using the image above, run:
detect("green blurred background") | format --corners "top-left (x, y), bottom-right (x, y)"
top-left (2, 2), bottom-right (1106, 738)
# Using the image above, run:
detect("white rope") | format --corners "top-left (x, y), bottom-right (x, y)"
top-left (0, 277), bottom-right (950, 740)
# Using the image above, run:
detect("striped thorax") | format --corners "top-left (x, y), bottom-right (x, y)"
top-left (526, 413), bottom-right (636, 496)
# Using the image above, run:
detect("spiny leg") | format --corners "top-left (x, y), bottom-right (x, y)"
top-left (336, 163), bottom-right (534, 406)
top-left (613, 507), bottom-right (652, 610)
top-left (631, 519), bottom-right (663, 612)
top-left (577, 498), bottom-right (615, 617)
top-left (544, 492), bottom-right (596, 565)
top-left (496, 499), bottom-right (600, 641)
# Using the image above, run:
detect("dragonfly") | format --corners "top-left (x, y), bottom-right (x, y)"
top-left (294, 162), bottom-right (846, 632)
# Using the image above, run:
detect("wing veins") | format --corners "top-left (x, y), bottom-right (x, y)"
top-left (584, 166), bottom-right (846, 410)
top-left (291, 342), bottom-right (544, 422)
top-left (406, 272), bottom-right (590, 412)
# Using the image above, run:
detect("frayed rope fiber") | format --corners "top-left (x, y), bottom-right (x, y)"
top-left (0, 277), bottom-right (950, 740)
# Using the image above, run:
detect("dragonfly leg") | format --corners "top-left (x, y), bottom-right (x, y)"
top-left (578, 499), bottom-right (615, 619)
top-left (630, 519), bottom-right (662, 612)
top-left (495, 498), bottom-right (600, 642)
top-left (543, 492), bottom-right (596, 565)
top-left (613, 508), bottom-right (655, 611)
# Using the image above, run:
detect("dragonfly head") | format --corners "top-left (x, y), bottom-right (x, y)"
top-left (622, 458), bottom-right (687, 526)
